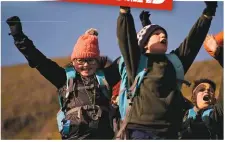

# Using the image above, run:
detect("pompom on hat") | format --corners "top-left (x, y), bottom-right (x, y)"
top-left (71, 28), bottom-right (100, 61)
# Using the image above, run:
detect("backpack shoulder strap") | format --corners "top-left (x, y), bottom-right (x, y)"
top-left (116, 55), bottom-right (148, 139)
top-left (118, 56), bottom-right (125, 76)
top-left (65, 66), bottom-right (76, 80)
top-left (57, 66), bottom-right (76, 133)
top-left (65, 67), bottom-right (76, 98)
top-left (118, 56), bottom-right (129, 120)
top-left (95, 70), bottom-right (110, 99)
top-left (136, 54), bottom-right (148, 87)
top-left (129, 54), bottom-right (148, 97)
top-left (166, 53), bottom-right (184, 89)
top-left (118, 54), bottom-right (148, 83)
top-left (187, 108), bottom-right (197, 120)
top-left (118, 56), bottom-right (128, 92)
top-left (58, 67), bottom-right (76, 109)
top-left (119, 54), bottom-right (148, 93)
top-left (118, 54), bottom-right (148, 120)
top-left (201, 108), bottom-right (214, 133)
top-left (202, 108), bottom-right (213, 121)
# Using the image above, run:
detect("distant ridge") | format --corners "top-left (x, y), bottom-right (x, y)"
top-left (1, 57), bottom-right (222, 139)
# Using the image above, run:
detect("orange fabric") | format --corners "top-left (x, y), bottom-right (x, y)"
top-left (111, 80), bottom-right (121, 104)
top-left (204, 31), bottom-right (224, 57)
top-left (214, 31), bottom-right (224, 47)
top-left (71, 33), bottom-right (100, 60)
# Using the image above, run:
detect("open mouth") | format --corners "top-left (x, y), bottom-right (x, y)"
top-left (203, 94), bottom-right (210, 101)
top-left (160, 39), bottom-right (167, 45)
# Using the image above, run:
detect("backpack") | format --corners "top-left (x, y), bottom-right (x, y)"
top-left (118, 53), bottom-right (185, 120)
top-left (179, 107), bottom-right (216, 139)
top-left (115, 53), bottom-right (187, 139)
top-left (56, 66), bottom-right (111, 138)
top-left (187, 107), bottom-right (213, 120)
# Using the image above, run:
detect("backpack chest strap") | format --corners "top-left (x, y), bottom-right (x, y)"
top-left (188, 108), bottom-right (197, 119)
top-left (187, 108), bottom-right (213, 121)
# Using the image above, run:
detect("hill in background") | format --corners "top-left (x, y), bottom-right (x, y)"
top-left (1, 57), bottom-right (223, 139)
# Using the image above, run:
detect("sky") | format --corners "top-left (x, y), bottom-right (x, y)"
top-left (1, 1), bottom-right (224, 66)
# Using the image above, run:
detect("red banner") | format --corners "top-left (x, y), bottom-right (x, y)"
top-left (62, 0), bottom-right (173, 11)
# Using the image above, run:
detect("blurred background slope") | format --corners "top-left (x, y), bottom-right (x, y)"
top-left (1, 57), bottom-right (222, 139)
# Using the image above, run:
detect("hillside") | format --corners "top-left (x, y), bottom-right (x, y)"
top-left (1, 57), bottom-right (223, 139)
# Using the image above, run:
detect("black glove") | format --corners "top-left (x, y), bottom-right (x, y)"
top-left (203, 1), bottom-right (218, 16)
top-left (205, 1), bottom-right (218, 8)
top-left (6, 16), bottom-right (24, 38)
top-left (139, 10), bottom-right (151, 27)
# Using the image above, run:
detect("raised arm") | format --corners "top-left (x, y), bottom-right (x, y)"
top-left (215, 47), bottom-right (223, 67)
top-left (117, 7), bottom-right (141, 86)
top-left (204, 32), bottom-right (224, 67)
top-left (203, 32), bottom-right (223, 127)
top-left (212, 46), bottom-right (223, 119)
top-left (212, 77), bottom-right (223, 139)
top-left (173, 2), bottom-right (217, 74)
top-left (6, 16), bottom-right (66, 89)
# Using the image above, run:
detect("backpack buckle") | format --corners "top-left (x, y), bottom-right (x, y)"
top-left (126, 89), bottom-right (132, 99)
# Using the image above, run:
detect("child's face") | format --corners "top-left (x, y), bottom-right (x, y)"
top-left (73, 58), bottom-right (99, 77)
top-left (144, 29), bottom-right (168, 54)
top-left (195, 83), bottom-right (215, 109)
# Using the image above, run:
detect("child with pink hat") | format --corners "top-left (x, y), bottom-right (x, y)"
top-left (6, 17), bottom-right (121, 139)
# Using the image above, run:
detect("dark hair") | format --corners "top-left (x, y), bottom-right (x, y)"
top-left (192, 79), bottom-right (216, 92)
top-left (191, 78), bottom-right (216, 105)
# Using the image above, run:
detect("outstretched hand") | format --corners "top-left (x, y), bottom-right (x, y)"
top-left (6, 16), bottom-right (21, 26)
top-left (120, 6), bottom-right (130, 14)
top-left (203, 1), bottom-right (218, 16)
top-left (6, 16), bottom-right (23, 36)
top-left (205, 1), bottom-right (218, 9)
top-left (139, 10), bottom-right (151, 27)
top-left (204, 34), bottom-right (221, 58)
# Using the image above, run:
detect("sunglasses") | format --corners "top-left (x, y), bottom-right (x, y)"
top-left (75, 58), bottom-right (97, 65)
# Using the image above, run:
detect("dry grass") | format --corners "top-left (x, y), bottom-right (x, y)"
top-left (1, 57), bottom-right (223, 139)
top-left (182, 59), bottom-right (223, 100)
top-left (1, 57), bottom-right (69, 140)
